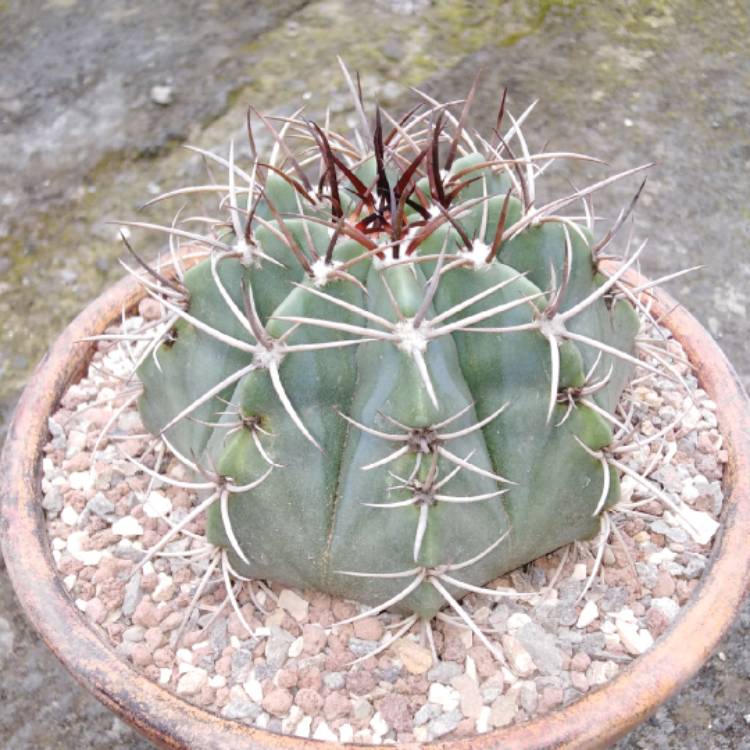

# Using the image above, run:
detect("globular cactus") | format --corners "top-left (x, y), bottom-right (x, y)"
top-left (122, 70), bottom-right (657, 646)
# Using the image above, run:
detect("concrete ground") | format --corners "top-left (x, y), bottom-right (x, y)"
top-left (1, 1), bottom-right (748, 747)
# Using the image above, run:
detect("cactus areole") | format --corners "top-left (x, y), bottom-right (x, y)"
top-left (131, 75), bottom-right (652, 624)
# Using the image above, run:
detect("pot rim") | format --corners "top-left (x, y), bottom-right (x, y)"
top-left (1, 265), bottom-right (749, 750)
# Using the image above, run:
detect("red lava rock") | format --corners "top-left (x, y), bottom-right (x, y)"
top-left (85, 597), bottom-right (107, 624)
top-left (89, 530), bottom-right (119, 550)
top-left (140, 573), bottom-right (158, 593)
top-left (570, 652), bottom-right (591, 672)
top-left (144, 627), bottom-right (166, 650)
top-left (468, 645), bottom-right (496, 678)
top-left (645, 607), bottom-right (670, 638)
top-left (331, 600), bottom-right (357, 621)
top-left (131, 643), bottom-right (154, 667)
top-left (376, 694), bottom-right (413, 732)
top-left (298, 666), bottom-right (323, 691)
top-left (275, 667), bottom-right (298, 689)
top-left (353, 617), bottom-right (384, 641)
top-left (539, 686), bottom-right (564, 712)
top-left (324, 691), bottom-right (351, 721)
top-left (455, 717), bottom-right (476, 737)
top-left (262, 688), bottom-right (293, 717)
top-left (132, 599), bottom-right (161, 628)
top-left (441, 634), bottom-right (467, 662)
top-left (64, 453), bottom-right (92, 472)
top-left (652, 571), bottom-right (676, 598)
top-left (302, 623), bottom-right (327, 655)
top-left (195, 685), bottom-right (217, 708)
top-left (571, 670), bottom-right (589, 692)
top-left (295, 687), bottom-right (324, 714)
top-left (153, 647), bottom-right (174, 668)
top-left (345, 669), bottom-right (377, 696)
top-left (214, 656), bottom-right (233, 677)
top-left (76, 581), bottom-right (95, 600)
top-left (91, 557), bottom-right (119, 583)
top-left (58, 556), bottom-right (83, 576)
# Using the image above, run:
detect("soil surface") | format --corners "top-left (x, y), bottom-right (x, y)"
top-left (1, 1), bottom-right (748, 748)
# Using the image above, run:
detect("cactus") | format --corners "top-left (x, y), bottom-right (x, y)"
top-left (115, 68), bottom-right (675, 652)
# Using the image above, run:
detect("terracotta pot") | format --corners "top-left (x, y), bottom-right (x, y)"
top-left (1, 265), bottom-right (749, 750)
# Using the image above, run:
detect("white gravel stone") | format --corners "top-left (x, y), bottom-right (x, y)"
top-left (651, 597), bottom-right (680, 622)
top-left (506, 612), bottom-right (532, 632)
top-left (294, 716), bottom-right (312, 738)
top-left (176, 668), bottom-right (207, 695)
top-left (143, 491), bottom-right (172, 518)
top-left (502, 634), bottom-right (536, 677)
top-left (288, 636), bottom-right (304, 658)
top-left (577, 600), bottom-right (599, 628)
top-left (111, 516), bottom-right (144, 537)
top-left (571, 563), bottom-right (587, 581)
top-left (338, 723), bottom-right (354, 743)
top-left (616, 619), bottom-right (652, 655)
top-left (244, 678), bottom-right (264, 703)
top-left (66, 531), bottom-right (103, 565)
top-left (69, 470), bottom-right (94, 492)
top-left (428, 683), bottom-right (460, 712)
top-left (369, 712), bottom-right (389, 736)
top-left (60, 505), bottom-right (79, 526)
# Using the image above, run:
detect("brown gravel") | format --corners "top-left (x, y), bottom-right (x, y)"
top-left (40, 312), bottom-right (726, 743)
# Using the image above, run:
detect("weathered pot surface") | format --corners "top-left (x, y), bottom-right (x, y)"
top-left (2, 265), bottom-right (749, 750)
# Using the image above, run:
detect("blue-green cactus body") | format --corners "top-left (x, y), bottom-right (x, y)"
top-left (137, 124), bottom-right (641, 620)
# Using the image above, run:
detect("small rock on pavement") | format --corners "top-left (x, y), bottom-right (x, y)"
top-left (150, 84), bottom-right (174, 105)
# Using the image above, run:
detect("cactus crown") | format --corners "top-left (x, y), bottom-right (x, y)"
top-left (116, 67), bottom-right (673, 653)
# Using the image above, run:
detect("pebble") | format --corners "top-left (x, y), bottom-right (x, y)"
top-left (428, 708), bottom-right (462, 738)
top-left (501, 635), bottom-right (536, 677)
top-left (143, 491), bottom-right (172, 518)
top-left (66, 531), bottom-right (103, 566)
top-left (428, 660), bottom-right (463, 683)
top-left (451, 673), bottom-right (483, 719)
top-left (353, 616), bottom-right (384, 641)
top-left (323, 672), bottom-right (345, 690)
top-left (150, 85), bottom-right (174, 105)
top-left (61, 505), bottom-right (79, 526)
top-left (111, 516), bottom-right (144, 537)
top-left (577, 600), bottom-right (599, 629)
top-left (516, 623), bottom-right (563, 675)
top-left (428, 682), bottom-right (460, 712)
top-left (490, 695), bottom-right (517, 727)
top-left (278, 590), bottom-right (309, 622)
top-left (394, 638), bottom-right (433, 674)
top-left (312, 720), bottom-right (338, 742)
top-left (177, 668), bottom-right (208, 695)
top-left (262, 688), bottom-right (293, 717)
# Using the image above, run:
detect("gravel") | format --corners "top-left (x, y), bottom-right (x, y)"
top-left (37, 309), bottom-right (727, 744)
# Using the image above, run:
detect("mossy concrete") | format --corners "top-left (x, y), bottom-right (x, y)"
top-left (0, 1), bottom-right (748, 748)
